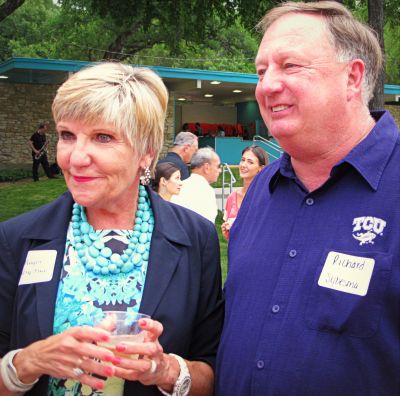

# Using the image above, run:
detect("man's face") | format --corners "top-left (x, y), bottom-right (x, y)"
top-left (39, 125), bottom-right (48, 135)
top-left (206, 154), bottom-right (222, 184)
top-left (184, 139), bottom-right (198, 163)
top-left (255, 13), bottom-right (350, 152)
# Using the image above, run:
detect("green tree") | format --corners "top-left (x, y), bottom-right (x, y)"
top-left (0, 0), bottom-right (25, 23)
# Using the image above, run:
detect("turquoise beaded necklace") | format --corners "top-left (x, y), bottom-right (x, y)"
top-left (70, 185), bottom-right (154, 276)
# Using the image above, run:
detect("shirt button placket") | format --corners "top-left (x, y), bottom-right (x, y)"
top-left (271, 304), bottom-right (280, 313)
top-left (256, 360), bottom-right (265, 369)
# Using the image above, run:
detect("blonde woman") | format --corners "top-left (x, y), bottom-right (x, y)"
top-left (0, 63), bottom-right (223, 396)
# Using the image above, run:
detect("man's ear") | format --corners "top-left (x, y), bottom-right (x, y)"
top-left (347, 59), bottom-right (365, 101)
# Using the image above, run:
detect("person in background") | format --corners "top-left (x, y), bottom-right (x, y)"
top-left (195, 122), bottom-right (203, 137)
top-left (216, 1), bottom-right (400, 395)
top-left (181, 123), bottom-right (191, 132)
top-left (29, 123), bottom-right (55, 181)
top-left (172, 147), bottom-right (221, 223)
top-left (216, 126), bottom-right (225, 137)
top-left (152, 162), bottom-right (182, 201)
top-left (157, 132), bottom-right (198, 180)
top-left (0, 62), bottom-right (224, 396)
top-left (221, 145), bottom-right (268, 240)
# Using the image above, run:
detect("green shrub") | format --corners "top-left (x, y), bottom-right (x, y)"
top-left (0, 165), bottom-right (46, 182)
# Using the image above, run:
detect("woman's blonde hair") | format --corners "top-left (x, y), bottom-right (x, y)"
top-left (52, 62), bottom-right (168, 170)
top-left (257, 1), bottom-right (383, 104)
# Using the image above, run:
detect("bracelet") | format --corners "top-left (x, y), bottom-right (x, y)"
top-left (1, 349), bottom-right (39, 393)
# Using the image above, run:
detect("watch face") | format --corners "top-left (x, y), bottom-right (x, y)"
top-left (176, 377), bottom-right (191, 396)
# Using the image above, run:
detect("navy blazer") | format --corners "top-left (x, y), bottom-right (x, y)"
top-left (0, 188), bottom-right (224, 395)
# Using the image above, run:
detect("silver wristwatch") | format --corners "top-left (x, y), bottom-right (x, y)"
top-left (158, 354), bottom-right (192, 396)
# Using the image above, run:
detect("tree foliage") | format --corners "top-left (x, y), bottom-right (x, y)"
top-left (0, 0), bottom-right (398, 87)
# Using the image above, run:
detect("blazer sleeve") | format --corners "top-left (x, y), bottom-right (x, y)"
top-left (188, 222), bottom-right (224, 368)
top-left (0, 223), bottom-right (21, 356)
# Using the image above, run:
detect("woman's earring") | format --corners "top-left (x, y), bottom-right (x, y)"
top-left (140, 166), bottom-right (151, 185)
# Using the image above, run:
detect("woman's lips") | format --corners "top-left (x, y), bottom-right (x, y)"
top-left (73, 175), bottom-right (97, 182)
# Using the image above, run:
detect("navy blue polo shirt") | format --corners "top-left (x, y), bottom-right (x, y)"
top-left (216, 111), bottom-right (400, 396)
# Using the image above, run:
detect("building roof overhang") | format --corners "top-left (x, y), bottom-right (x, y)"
top-left (0, 57), bottom-right (258, 105)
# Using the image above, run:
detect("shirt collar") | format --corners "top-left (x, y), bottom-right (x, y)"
top-left (269, 110), bottom-right (399, 192)
top-left (337, 110), bottom-right (399, 191)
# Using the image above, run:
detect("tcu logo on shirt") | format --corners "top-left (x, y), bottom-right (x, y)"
top-left (352, 216), bottom-right (386, 246)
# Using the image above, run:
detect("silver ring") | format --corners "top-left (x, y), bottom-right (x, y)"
top-left (149, 359), bottom-right (157, 374)
top-left (72, 367), bottom-right (84, 377)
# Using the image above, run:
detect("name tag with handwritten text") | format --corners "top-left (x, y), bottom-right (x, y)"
top-left (318, 251), bottom-right (375, 296)
top-left (19, 250), bottom-right (57, 285)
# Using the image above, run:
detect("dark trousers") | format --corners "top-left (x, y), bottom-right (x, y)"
top-left (32, 154), bottom-right (53, 181)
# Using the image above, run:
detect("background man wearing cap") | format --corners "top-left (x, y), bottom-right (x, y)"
top-left (172, 147), bottom-right (221, 223)
top-left (158, 131), bottom-right (198, 180)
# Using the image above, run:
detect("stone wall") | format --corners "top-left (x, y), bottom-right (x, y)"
top-left (1, 80), bottom-right (397, 167)
top-left (0, 82), bottom-right (175, 166)
top-left (0, 82), bottom-right (59, 165)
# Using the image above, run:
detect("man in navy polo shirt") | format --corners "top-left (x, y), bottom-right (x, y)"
top-left (216, 2), bottom-right (400, 395)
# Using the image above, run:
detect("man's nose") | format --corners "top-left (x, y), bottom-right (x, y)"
top-left (257, 67), bottom-right (284, 95)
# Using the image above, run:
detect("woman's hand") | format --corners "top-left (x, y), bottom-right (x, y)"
top-left (111, 318), bottom-right (179, 391)
top-left (12, 326), bottom-right (118, 391)
top-left (221, 221), bottom-right (231, 240)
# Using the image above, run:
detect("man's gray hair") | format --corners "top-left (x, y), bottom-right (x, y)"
top-left (174, 131), bottom-right (197, 146)
top-left (256, 1), bottom-right (383, 104)
top-left (191, 147), bottom-right (216, 169)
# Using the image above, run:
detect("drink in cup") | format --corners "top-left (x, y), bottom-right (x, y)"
top-left (96, 311), bottom-right (150, 358)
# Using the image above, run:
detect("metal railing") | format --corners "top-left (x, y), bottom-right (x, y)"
top-left (253, 135), bottom-right (283, 160)
top-left (221, 163), bottom-right (237, 210)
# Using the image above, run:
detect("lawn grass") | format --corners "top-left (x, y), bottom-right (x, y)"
top-left (0, 176), bottom-right (228, 282)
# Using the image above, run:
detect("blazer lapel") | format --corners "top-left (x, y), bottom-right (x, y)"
top-left (140, 189), bottom-right (191, 317)
top-left (35, 237), bottom-right (67, 338)
top-left (21, 192), bottom-right (74, 339)
top-left (140, 231), bottom-right (182, 317)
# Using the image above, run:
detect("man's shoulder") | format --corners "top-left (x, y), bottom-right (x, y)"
top-left (159, 152), bottom-right (182, 162)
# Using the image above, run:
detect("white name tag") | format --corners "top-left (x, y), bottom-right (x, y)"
top-left (318, 251), bottom-right (375, 296)
top-left (19, 250), bottom-right (57, 285)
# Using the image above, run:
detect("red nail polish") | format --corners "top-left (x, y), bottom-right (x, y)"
top-left (95, 381), bottom-right (104, 389)
top-left (105, 367), bottom-right (114, 377)
top-left (112, 357), bottom-right (122, 365)
top-left (101, 334), bottom-right (109, 341)
top-left (139, 320), bottom-right (147, 327)
top-left (116, 344), bottom-right (126, 352)
top-left (103, 354), bottom-right (113, 362)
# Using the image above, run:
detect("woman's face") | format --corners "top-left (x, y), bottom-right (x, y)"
top-left (163, 170), bottom-right (182, 196)
top-left (239, 150), bottom-right (263, 181)
top-left (56, 119), bottom-right (145, 210)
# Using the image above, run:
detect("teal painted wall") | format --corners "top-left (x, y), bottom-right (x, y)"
top-left (236, 101), bottom-right (269, 138)
top-left (199, 137), bottom-right (282, 165)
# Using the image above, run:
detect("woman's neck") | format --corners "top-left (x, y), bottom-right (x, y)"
top-left (159, 191), bottom-right (172, 201)
top-left (242, 177), bottom-right (253, 192)
top-left (86, 206), bottom-right (137, 230)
